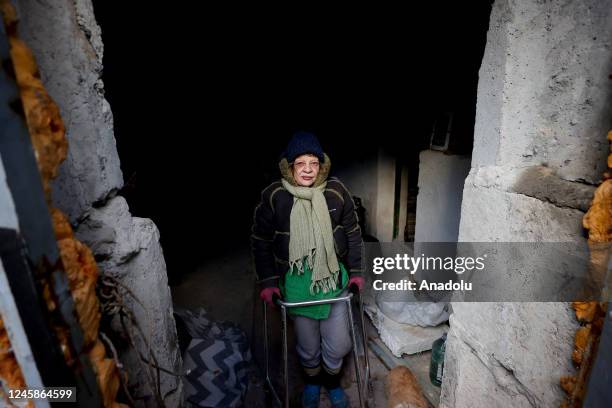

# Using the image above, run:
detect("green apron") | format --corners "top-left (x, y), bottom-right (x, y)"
top-left (279, 260), bottom-right (349, 320)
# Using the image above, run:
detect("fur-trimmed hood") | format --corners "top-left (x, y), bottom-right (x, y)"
top-left (278, 153), bottom-right (331, 188)
top-left (252, 157), bottom-right (363, 289)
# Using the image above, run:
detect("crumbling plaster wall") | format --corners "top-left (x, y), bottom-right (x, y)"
top-left (13, 1), bottom-right (182, 406)
top-left (440, 1), bottom-right (612, 407)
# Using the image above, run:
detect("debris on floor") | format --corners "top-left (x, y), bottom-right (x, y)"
top-left (365, 304), bottom-right (449, 356)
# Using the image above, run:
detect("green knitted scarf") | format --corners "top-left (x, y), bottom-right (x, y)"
top-left (281, 178), bottom-right (340, 294)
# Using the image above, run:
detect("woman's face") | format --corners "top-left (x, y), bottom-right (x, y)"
top-left (292, 154), bottom-right (320, 187)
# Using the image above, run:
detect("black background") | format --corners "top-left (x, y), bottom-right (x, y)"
top-left (91, 2), bottom-right (493, 281)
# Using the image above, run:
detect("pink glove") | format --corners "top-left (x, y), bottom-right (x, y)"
top-left (349, 276), bottom-right (365, 292)
top-left (260, 287), bottom-right (281, 306)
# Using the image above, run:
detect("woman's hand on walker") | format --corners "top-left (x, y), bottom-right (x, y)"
top-left (260, 287), bottom-right (281, 306)
top-left (349, 275), bottom-right (365, 292)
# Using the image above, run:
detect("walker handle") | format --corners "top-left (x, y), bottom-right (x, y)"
top-left (272, 293), bottom-right (282, 306)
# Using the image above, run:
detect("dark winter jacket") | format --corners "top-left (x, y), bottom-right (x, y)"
top-left (251, 154), bottom-right (364, 289)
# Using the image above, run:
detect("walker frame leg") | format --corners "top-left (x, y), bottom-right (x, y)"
top-left (262, 293), bottom-right (372, 408)
top-left (347, 297), bottom-right (366, 408)
top-left (281, 305), bottom-right (289, 408)
top-left (263, 301), bottom-right (281, 406)
top-left (357, 292), bottom-right (373, 401)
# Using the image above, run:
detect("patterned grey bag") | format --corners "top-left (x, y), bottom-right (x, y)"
top-left (174, 307), bottom-right (251, 407)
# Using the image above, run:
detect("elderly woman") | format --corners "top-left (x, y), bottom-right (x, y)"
top-left (251, 131), bottom-right (364, 408)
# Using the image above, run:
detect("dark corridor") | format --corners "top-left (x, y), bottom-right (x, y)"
top-left (91, 3), bottom-right (493, 285)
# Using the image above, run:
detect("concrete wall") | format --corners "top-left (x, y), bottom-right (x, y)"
top-left (13, 1), bottom-right (182, 405)
top-left (414, 150), bottom-right (471, 242)
top-left (334, 147), bottom-right (398, 241)
top-left (14, 0), bottom-right (122, 223)
top-left (374, 149), bottom-right (396, 241)
top-left (335, 155), bottom-right (379, 236)
top-left (395, 165), bottom-right (409, 242)
top-left (440, 1), bottom-right (612, 407)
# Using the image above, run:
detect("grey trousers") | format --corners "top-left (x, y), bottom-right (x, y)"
top-left (291, 290), bottom-right (353, 373)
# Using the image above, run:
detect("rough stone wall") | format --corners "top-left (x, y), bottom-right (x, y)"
top-left (440, 0), bottom-right (612, 407)
top-left (470, 0), bottom-right (612, 184)
top-left (13, 1), bottom-right (182, 406)
top-left (77, 197), bottom-right (183, 406)
top-left (14, 0), bottom-right (121, 223)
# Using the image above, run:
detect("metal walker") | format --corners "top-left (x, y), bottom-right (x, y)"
top-left (263, 286), bottom-right (372, 407)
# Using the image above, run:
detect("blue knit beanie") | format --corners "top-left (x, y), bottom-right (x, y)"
top-left (283, 131), bottom-right (325, 163)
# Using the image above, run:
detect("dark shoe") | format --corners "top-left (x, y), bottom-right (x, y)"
top-left (327, 386), bottom-right (349, 408)
top-left (321, 365), bottom-right (348, 408)
top-left (301, 383), bottom-right (321, 408)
